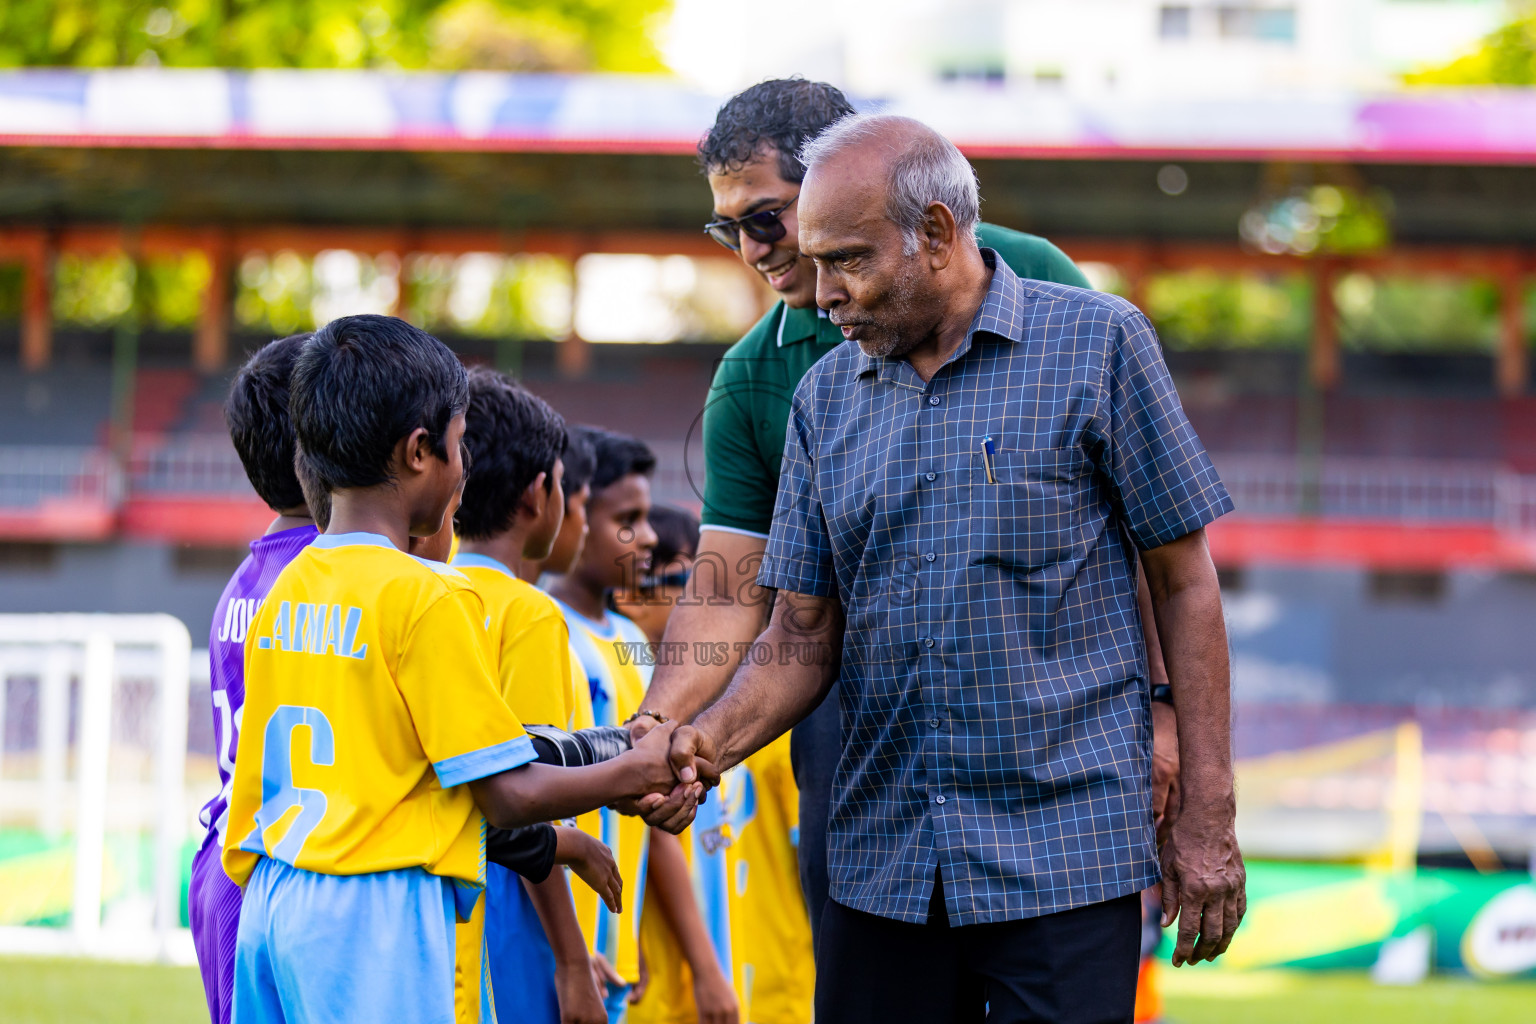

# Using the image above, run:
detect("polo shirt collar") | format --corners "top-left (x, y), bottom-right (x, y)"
top-left (854, 248), bottom-right (1025, 379)
top-left (776, 302), bottom-right (826, 348)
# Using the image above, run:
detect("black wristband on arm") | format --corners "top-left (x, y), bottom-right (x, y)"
top-left (1150, 683), bottom-right (1174, 705)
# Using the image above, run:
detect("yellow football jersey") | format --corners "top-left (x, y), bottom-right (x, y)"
top-left (554, 600), bottom-right (651, 986)
top-left (695, 733), bottom-right (815, 1024)
top-left (454, 554), bottom-right (576, 729)
top-left (223, 533), bottom-right (535, 894)
top-left (629, 831), bottom-right (696, 1024)
top-left (565, 639), bottom-right (606, 951)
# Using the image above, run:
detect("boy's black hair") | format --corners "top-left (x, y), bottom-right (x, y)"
top-left (697, 78), bottom-right (857, 184)
top-left (562, 425), bottom-right (598, 498)
top-left (456, 367), bottom-right (568, 541)
top-left (647, 505), bottom-right (700, 570)
top-left (225, 332), bottom-right (312, 513)
top-left (290, 314), bottom-right (468, 493)
top-left (586, 427), bottom-right (656, 494)
top-left (295, 456), bottom-right (333, 531)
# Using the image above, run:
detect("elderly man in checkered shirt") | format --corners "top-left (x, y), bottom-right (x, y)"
top-left (659, 114), bottom-right (1245, 1024)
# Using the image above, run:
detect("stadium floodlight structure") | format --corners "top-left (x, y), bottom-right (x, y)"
top-left (0, 614), bottom-right (191, 963)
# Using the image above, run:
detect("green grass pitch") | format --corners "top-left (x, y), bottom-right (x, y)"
top-left (0, 958), bottom-right (1532, 1023)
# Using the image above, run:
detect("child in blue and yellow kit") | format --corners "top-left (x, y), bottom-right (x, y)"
top-left (221, 315), bottom-right (698, 1024)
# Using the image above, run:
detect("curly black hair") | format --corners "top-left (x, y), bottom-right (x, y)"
top-left (290, 315), bottom-right (468, 494)
top-left (584, 427), bottom-right (656, 494)
top-left (561, 424), bottom-right (597, 497)
top-left (697, 77), bottom-right (857, 184)
top-left (647, 505), bottom-right (700, 570)
top-left (456, 367), bottom-right (568, 542)
top-left (225, 332), bottom-right (312, 512)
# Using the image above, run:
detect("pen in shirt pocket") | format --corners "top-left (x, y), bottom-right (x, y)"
top-left (979, 435), bottom-right (997, 484)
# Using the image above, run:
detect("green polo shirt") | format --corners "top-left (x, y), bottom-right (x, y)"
top-left (700, 223), bottom-right (1091, 535)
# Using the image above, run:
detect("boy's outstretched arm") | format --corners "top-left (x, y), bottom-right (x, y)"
top-left (470, 722), bottom-right (700, 831)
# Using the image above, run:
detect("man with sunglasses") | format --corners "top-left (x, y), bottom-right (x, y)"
top-left (634, 80), bottom-right (1182, 962)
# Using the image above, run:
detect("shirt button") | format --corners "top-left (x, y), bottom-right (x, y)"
top-left (923, 637), bottom-right (935, 648)
top-left (929, 716), bottom-right (942, 729)
top-left (928, 395), bottom-right (941, 406)
top-left (925, 471), bottom-right (936, 482)
top-left (935, 794), bottom-right (946, 805)
top-left (925, 552), bottom-right (936, 562)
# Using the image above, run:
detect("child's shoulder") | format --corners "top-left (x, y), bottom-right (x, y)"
top-left (504, 576), bottom-right (563, 621)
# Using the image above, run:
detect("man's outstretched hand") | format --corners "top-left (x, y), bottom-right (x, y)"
top-left (1160, 803), bottom-right (1245, 966)
top-left (667, 724), bottom-right (722, 790)
top-left (626, 723), bottom-right (722, 834)
top-left (610, 720), bottom-right (703, 831)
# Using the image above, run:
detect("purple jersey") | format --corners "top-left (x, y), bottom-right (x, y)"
top-left (191, 522), bottom-right (316, 1024)
top-left (198, 523), bottom-right (318, 843)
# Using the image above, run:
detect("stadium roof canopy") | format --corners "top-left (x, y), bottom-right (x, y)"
top-left (3, 69), bottom-right (1536, 391)
top-left (0, 69), bottom-right (1534, 243)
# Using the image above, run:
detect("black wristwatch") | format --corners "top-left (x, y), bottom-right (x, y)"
top-left (1150, 683), bottom-right (1174, 705)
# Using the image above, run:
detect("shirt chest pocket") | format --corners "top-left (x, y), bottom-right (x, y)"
top-left (965, 447), bottom-right (1083, 574)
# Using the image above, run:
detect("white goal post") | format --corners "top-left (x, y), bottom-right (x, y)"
top-left (0, 614), bottom-right (193, 963)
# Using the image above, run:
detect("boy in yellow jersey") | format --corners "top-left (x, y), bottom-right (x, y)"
top-left (613, 506), bottom-right (740, 1024)
top-left (409, 446), bottom-right (619, 1024)
top-left (454, 368), bottom-right (611, 1024)
top-left (548, 430), bottom-right (731, 1024)
top-left (518, 429), bottom-right (624, 1004)
top-left (223, 316), bottom-right (696, 1024)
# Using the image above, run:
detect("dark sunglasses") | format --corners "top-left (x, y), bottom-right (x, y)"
top-left (638, 571), bottom-right (690, 594)
top-left (703, 196), bottom-right (797, 252)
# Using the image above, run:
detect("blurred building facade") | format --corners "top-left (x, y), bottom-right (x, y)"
top-left (666, 0), bottom-right (1510, 97)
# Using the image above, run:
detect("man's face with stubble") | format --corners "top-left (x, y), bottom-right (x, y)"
top-left (797, 151), bottom-right (943, 360)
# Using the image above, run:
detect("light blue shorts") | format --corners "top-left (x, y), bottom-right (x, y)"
top-left (233, 857), bottom-right (460, 1024)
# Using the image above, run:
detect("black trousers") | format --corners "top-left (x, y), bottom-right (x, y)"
top-left (815, 879), bottom-right (1141, 1024)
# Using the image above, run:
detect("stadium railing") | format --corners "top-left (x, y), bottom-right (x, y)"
top-left (8, 441), bottom-right (1536, 542)
top-left (126, 436), bottom-right (255, 496)
top-left (1214, 455), bottom-right (1536, 526)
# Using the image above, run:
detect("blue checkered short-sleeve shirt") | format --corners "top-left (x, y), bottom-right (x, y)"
top-left (758, 251), bottom-right (1232, 926)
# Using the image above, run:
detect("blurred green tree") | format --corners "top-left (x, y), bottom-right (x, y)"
top-left (0, 0), bottom-right (672, 71)
top-left (1406, 9), bottom-right (1536, 84)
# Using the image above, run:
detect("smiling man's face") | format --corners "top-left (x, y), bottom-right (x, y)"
top-left (707, 150), bottom-right (818, 309)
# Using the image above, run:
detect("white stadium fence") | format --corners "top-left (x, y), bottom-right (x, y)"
top-left (0, 615), bottom-right (194, 963)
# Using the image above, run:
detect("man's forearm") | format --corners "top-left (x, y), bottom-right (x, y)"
top-left (644, 594), bottom-right (769, 723)
top-left (692, 591), bottom-right (842, 772)
top-left (1143, 534), bottom-right (1233, 818)
top-left (641, 530), bottom-right (771, 723)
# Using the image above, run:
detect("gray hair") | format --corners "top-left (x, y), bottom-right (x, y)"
top-left (799, 113), bottom-right (980, 254)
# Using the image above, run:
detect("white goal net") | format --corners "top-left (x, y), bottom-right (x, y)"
top-left (0, 614), bottom-right (194, 963)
